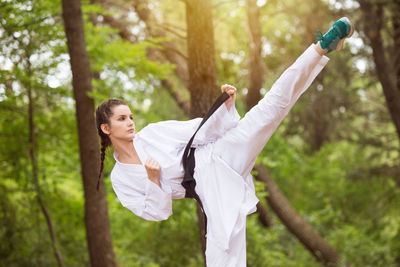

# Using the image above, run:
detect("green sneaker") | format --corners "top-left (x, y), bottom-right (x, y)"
top-left (314, 17), bottom-right (354, 53)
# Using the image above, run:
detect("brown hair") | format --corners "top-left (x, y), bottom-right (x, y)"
top-left (95, 98), bottom-right (127, 190)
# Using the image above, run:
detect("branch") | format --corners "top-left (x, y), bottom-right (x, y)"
top-left (1, 14), bottom-right (60, 31)
top-left (254, 165), bottom-right (340, 264)
top-left (102, 14), bottom-right (138, 42)
top-left (93, 1), bottom-right (191, 115)
top-left (154, 23), bottom-right (187, 40)
top-left (160, 79), bottom-right (190, 116)
top-left (256, 202), bottom-right (273, 227)
top-left (161, 21), bottom-right (187, 34)
top-left (212, 0), bottom-right (237, 9)
top-left (359, 0), bottom-right (400, 141)
top-left (146, 39), bottom-right (188, 60)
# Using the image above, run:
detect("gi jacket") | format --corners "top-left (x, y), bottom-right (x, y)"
top-left (111, 103), bottom-right (259, 251)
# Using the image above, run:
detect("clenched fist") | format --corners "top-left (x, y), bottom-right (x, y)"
top-left (221, 84), bottom-right (237, 111)
top-left (144, 157), bottom-right (161, 187)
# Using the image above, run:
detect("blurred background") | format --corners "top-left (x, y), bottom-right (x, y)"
top-left (0, 0), bottom-right (399, 266)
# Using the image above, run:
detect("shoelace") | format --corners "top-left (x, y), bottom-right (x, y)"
top-left (313, 27), bottom-right (340, 47)
top-left (313, 29), bottom-right (324, 43)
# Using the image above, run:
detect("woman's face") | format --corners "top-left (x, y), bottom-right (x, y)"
top-left (101, 104), bottom-right (136, 143)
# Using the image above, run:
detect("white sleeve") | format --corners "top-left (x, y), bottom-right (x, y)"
top-left (137, 103), bottom-right (241, 150)
top-left (112, 179), bottom-right (173, 222)
top-left (193, 103), bottom-right (240, 145)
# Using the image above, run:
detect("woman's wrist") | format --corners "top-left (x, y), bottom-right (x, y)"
top-left (149, 176), bottom-right (161, 187)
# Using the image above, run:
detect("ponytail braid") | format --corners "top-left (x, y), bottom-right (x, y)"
top-left (97, 137), bottom-right (109, 190)
top-left (95, 98), bottom-right (127, 191)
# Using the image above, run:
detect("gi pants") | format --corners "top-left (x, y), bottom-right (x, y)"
top-left (203, 44), bottom-right (329, 267)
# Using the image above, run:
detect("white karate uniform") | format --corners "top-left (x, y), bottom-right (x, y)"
top-left (110, 45), bottom-right (329, 266)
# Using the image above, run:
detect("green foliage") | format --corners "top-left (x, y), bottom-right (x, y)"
top-left (1, 0), bottom-right (399, 266)
top-left (255, 131), bottom-right (400, 266)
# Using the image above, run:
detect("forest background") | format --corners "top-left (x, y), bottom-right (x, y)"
top-left (1, 0), bottom-right (399, 266)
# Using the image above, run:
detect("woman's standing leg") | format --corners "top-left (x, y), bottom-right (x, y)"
top-left (205, 208), bottom-right (247, 266)
top-left (213, 18), bottom-right (354, 177)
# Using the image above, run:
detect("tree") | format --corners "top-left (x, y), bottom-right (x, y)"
top-left (27, 56), bottom-right (64, 267)
top-left (185, 0), bottom-right (218, 117)
top-left (255, 166), bottom-right (340, 264)
top-left (184, 0), bottom-right (219, 260)
top-left (245, 0), bottom-right (273, 228)
top-left (245, 0), bottom-right (263, 111)
top-left (0, 1), bottom-right (66, 264)
top-left (358, 0), bottom-right (400, 142)
top-left (61, 0), bottom-right (116, 266)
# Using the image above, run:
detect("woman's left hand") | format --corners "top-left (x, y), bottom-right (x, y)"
top-left (221, 84), bottom-right (237, 111)
top-left (144, 157), bottom-right (161, 187)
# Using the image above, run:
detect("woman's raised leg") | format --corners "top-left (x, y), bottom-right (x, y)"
top-left (213, 17), bottom-right (354, 177)
top-left (212, 44), bottom-right (328, 176)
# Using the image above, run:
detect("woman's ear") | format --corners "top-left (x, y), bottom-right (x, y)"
top-left (101, 123), bottom-right (111, 135)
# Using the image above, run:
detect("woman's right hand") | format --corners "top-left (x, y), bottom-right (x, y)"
top-left (221, 84), bottom-right (237, 111)
top-left (145, 158), bottom-right (161, 187)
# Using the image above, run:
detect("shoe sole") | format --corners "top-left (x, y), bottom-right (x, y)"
top-left (335, 17), bottom-right (354, 51)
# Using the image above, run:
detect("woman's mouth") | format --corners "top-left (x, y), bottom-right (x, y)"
top-left (128, 128), bottom-right (135, 133)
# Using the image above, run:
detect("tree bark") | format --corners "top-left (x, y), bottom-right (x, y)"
top-left (27, 59), bottom-right (64, 267)
top-left (61, 1), bottom-right (116, 266)
top-left (245, 0), bottom-right (274, 228)
top-left (393, 1), bottom-right (400, 101)
top-left (309, 87), bottom-right (330, 151)
top-left (185, 0), bottom-right (218, 118)
top-left (245, 0), bottom-right (263, 111)
top-left (256, 202), bottom-right (273, 227)
top-left (184, 0), bottom-right (219, 262)
top-left (359, 0), bottom-right (400, 141)
top-left (255, 165), bottom-right (340, 265)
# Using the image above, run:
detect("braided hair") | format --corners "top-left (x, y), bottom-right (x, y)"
top-left (95, 98), bottom-right (127, 190)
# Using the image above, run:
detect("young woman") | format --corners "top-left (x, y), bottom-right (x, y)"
top-left (96, 18), bottom-right (354, 267)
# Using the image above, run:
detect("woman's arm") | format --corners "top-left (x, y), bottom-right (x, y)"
top-left (136, 84), bottom-right (240, 150)
top-left (193, 84), bottom-right (240, 144)
top-left (111, 163), bottom-right (173, 221)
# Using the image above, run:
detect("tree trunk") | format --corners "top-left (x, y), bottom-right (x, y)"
top-left (27, 59), bottom-right (64, 267)
top-left (393, 2), bottom-right (400, 102)
top-left (309, 87), bottom-right (330, 151)
top-left (359, 0), bottom-right (400, 141)
top-left (184, 0), bottom-right (218, 262)
top-left (255, 165), bottom-right (340, 265)
top-left (245, 0), bottom-right (263, 111)
top-left (245, 0), bottom-right (274, 228)
top-left (256, 202), bottom-right (273, 227)
top-left (61, 1), bottom-right (116, 266)
top-left (186, 0), bottom-right (218, 118)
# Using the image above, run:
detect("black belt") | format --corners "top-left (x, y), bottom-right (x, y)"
top-left (181, 92), bottom-right (230, 232)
